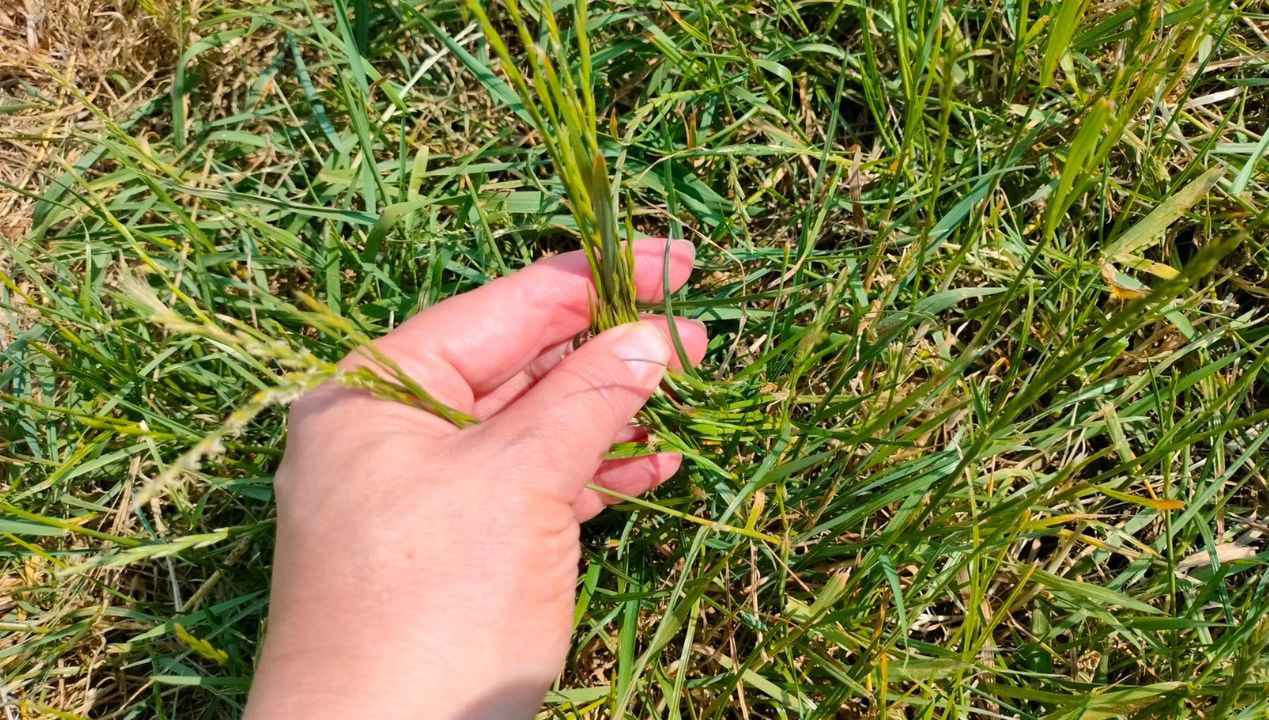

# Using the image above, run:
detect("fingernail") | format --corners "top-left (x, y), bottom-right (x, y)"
top-left (674, 317), bottom-right (708, 335)
top-left (611, 322), bottom-right (670, 385)
top-left (669, 239), bottom-right (696, 263)
top-left (642, 238), bottom-right (695, 261)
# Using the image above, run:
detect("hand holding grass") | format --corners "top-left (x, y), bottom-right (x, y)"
top-left (245, 239), bottom-right (706, 719)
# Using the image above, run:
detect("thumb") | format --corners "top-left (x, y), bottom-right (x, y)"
top-left (484, 321), bottom-right (671, 491)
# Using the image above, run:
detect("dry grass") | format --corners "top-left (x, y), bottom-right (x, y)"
top-left (0, 0), bottom-right (178, 239)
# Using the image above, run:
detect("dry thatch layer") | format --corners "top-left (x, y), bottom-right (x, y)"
top-left (0, 0), bottom-right (179, 240)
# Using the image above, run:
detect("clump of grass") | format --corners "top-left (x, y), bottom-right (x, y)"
top-left (461, 0), bottom-right (752, 467)
top-left (465, 0), bottom-right (639, 333)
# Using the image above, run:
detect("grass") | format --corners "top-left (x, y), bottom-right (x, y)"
top-left (2, 0), bottom-right (1269, 717)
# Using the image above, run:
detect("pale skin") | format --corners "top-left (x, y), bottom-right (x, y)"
top-left (245, 239), bottom-right (707, 718)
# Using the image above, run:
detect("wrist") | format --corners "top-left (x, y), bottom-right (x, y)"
top-left (245, 524), bottom-right (556, 719)
top-left (247, 637), bottom-right (547, 720)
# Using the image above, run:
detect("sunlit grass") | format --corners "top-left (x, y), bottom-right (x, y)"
top-left (2, 0), bottom-right (1268, 717)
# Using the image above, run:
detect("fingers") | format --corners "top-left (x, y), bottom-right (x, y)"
top-left (481, 321), bottom-right (671, 492)
top-left (470, 339), bottom-right (571, 420)
top-left (472, 316), bottom-right (707, 420)
top-left (343, 240), bottom-right (695, 413)
top-left (573, 453), bottom-right (682, 522)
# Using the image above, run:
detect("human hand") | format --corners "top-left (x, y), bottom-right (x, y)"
top-left (244, 239), bottom-right (706, 719)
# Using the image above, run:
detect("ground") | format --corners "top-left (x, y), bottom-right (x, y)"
top-left (1, 0), bottom-right (1268, 717)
